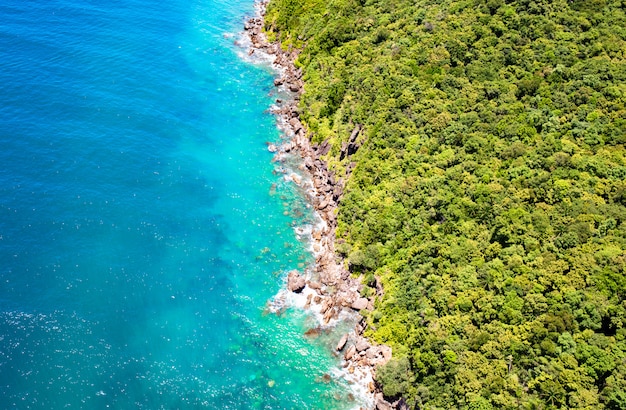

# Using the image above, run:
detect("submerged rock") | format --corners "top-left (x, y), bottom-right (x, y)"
top-left (304, 327), bottom-right (321, 338)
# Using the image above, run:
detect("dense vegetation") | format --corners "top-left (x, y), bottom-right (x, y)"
top-left (264, 0), bottom-right (626, 407)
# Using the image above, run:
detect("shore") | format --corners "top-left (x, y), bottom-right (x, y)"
top-left (239, 2), bottom-right (395, 409)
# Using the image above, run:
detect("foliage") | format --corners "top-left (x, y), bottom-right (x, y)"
top-left (376, 356), bottom-right (415, 398)
top-left (265, 0), bottom-right (626, 407)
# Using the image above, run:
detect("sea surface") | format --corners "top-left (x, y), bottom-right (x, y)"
top-left (0, 0), bottom-right (360, 408)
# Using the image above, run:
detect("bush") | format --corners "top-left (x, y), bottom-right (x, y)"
top-left (376, 356), bottom-right (414, 399)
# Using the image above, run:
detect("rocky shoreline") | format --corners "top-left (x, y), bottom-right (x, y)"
top-left (241, 3), bottom-right (396, 410)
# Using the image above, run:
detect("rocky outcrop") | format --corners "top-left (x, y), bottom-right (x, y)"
top-left (340, 124), bottom-right (363, 161)
top-left (376, 394), bottom-right (394, 410)
top-left (351, 297), bottom-right (369, 311)
top-left (243, 4), bottom-right (394, 409)
top-left (344, 344), bottom-right (357, 361)
top-left (336, 333), bottom-right (348, 351)
top-left (355, 337), bottom-right (370, 353)
top-left (287, 270), bottom-right (306, 293)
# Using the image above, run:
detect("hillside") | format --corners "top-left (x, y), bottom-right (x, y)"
top-left (264, 0), bottom-right (626, 407)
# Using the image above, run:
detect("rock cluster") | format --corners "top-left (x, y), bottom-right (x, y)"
top-left (243, 4), bottom-right (394, 409)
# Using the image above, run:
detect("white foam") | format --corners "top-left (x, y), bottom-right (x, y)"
top-left (236, 3), bottom-right (378, 407)
top-left (265, 270), bottom-right (376, 409)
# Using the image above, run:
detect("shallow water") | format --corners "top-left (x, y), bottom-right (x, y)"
top-left (0, 0), bottom-right (362, 408)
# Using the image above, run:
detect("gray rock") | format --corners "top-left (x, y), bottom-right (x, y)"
top-left (319, 140), bottom-right (331, 156)
top-left (349, 124), bottom-right (361, 143)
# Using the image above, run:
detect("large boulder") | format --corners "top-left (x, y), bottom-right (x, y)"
top-left (318, 196), bottom-right (331, 210)
top-left (375, 394), bottom-right (393, 410)
top-left (366, 347), bottom-right (379, 359)
top-left (344, 345), bottom-right (357, 361)
top-left (351, 297), bottom-right (369, 311)
top-left (355, 338), bottom-right (370, 352)
top-left (287, 270), bottom-right (306, 293)
top-left (336, 333), bottom-right (348, 351)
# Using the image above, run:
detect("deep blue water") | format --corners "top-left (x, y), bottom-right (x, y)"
top-left (0, 0), bottom-right (359, 408)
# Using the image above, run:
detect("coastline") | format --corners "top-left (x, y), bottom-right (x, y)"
top-left (238, 2), bottom-right (394, 409)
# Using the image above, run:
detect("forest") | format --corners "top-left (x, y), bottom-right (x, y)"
top-left (264, 0), bottom-right (626, 407)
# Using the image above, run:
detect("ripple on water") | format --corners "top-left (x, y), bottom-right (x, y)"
top-left (0, 0), bottom-right (368, 408)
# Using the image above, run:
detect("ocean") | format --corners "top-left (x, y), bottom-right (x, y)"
top-left (0, 0), bottom-right (362, 408)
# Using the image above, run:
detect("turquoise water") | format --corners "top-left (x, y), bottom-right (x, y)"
top-left (0, 0), bottom-right (359, 408)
